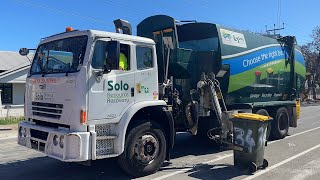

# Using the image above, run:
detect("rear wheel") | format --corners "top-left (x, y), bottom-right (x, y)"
top-left (117, 121), bottom-right (166, 177)
top-left (270, 107), bottom-right (289, 139)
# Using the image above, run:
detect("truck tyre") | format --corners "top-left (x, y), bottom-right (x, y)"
top-left (255, 109), bottom-right (271, 140)
top-left (117, 121), bottom-right (166, 177)
top-left (270, 107), bottom-right (289, 139)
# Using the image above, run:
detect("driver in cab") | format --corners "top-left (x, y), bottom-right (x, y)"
top-left (119, 52), bottom-right (128, 71)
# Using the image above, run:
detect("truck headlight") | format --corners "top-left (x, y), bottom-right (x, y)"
top-left (53, 135), bottom-right (59, 146)
top-left (59, 135), bottom-right (64, 148)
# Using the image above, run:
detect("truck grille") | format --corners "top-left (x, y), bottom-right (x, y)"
top-left (30, 129), bottom-right (48, 141)
top-left (32, 102), bottom-right (63, 119)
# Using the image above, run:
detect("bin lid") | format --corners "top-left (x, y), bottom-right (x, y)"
top-left (232, 113), bottom-right (270, 121)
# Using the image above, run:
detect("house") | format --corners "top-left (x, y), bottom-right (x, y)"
top-left (0, 51), bottom-right (32, 117)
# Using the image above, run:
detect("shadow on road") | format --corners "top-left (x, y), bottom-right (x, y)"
top-left (0, 157), bottom-right (130, 180)
top-left (0, 133), bottom-right (229, 180)
top-left (186, 163), bottom-right (249, 180)
top-left (159, 163), bottom-right (250, 180)
top-left (169, 132), bottom-right (222, 159)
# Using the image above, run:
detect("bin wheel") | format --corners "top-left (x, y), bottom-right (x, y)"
top-left (262, 159), bottom-right (268, 169)
top-left (249, 162), bottom-right (257, 173)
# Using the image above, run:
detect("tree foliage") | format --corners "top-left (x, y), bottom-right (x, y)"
top-left (301, 26), bottom-right (320, 75)
top-left (312, 26), bottom-right (320, 52)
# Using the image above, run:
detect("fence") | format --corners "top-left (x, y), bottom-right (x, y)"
top-left (302, 84), bottom-right (320, 102)
top-left (0, 105), bottom-right (24, 118)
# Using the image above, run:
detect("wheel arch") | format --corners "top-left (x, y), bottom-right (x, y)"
top-left (115, 100), bottom-right (175, 160)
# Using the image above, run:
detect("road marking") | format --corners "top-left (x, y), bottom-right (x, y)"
top-left (153, 126), bottom-right (320, 180)
top-left (242, 143), bottom-right (320, 180)
top-left (268, 126), bottom-right (320, 145)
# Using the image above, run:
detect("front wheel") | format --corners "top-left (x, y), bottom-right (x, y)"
top-left (117, 121), bottom-right (166, 177)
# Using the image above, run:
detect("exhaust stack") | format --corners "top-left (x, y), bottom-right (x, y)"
top-left (113, 19), bottom-right (132, 35)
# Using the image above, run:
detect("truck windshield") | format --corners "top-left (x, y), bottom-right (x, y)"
top-left (30, 35), bottom-right (88, 75)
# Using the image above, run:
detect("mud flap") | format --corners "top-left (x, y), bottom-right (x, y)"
top-left (289, 106), bottom-right (297, 127)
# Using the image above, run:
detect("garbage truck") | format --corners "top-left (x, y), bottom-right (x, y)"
top-left (17, 15), bottom-right (306, 177)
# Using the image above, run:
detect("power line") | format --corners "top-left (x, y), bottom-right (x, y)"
top-left (225, 2), bottom-right (311, 38)
top-left (12, 0), bottom-right (110, 26)
top-left (277, 0), bottom-right (282, 28)
top-left (148, 0), bottom-right (195, 18)
top-left (284, 25), bottom-right (312, 39)
top-left (97, 0), bottom-right (149, 18)
top-left (179, 0), bottom-right (248, 30)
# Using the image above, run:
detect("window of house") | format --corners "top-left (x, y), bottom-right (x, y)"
top-left (136, 46), bottom-right (153, 70)
top-left (0, 83), bottom-right (13, 104)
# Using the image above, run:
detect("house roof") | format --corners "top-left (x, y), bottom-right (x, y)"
top-left (0, 51), bottom-right (32, 83)
top-left (0, 63), bottom-right (30, 83)
top-left (0, 51), bottom-right (32, 71)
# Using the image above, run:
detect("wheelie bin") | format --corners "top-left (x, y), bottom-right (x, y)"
top-left (230, 113), bottom-right (272, 173)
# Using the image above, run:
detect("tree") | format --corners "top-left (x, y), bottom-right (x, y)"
top-left (312, 26), bottom-right (320, 73)
top-left (301, 26), bottom-right (320, 77)
top-left (312, 26), bottom-right (320, 53)
top-left (301, 43), bottom-right (317, 74)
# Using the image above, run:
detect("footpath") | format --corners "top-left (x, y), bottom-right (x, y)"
top-left (0, 124), bottom-right (18, 139)
top-left (301, 100), bottom-right (320, 107)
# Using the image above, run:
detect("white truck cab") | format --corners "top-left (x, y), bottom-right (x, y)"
top-left (18, 26), bottom-right (174, 177)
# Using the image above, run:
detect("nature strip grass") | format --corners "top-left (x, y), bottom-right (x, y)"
top-left (0, 117), bottom-right (24, 125)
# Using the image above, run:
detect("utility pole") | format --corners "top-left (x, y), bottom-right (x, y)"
top-left (265, 23), bottom-right (285, 36)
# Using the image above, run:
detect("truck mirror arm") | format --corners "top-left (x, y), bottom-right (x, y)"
top-left (92, 69), bottom-right (104, 82)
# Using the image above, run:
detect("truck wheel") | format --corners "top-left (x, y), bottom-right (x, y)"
top-left (255, 109), bottom-right (271, 140)
top-left (117, 121), bottom-right (166, 177)
top-left (270, 107), bottom-right (289, 139)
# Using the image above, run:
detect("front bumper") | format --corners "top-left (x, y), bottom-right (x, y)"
top-left (18, 121), bottom-right (90, 162)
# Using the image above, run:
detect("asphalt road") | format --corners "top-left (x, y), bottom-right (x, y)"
top-left (1, 105), bottom-right (320, 180)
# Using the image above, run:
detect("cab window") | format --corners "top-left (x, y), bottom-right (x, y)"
top-left (119, 44), bottom-right (130, 71)
top-left (136, 46), bottom-right (153, 70)
top-left (91, 41), bottom-right (130, 71)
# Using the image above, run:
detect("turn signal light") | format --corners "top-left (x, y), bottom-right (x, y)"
top-left (66, 27), bottom-right (73, 32)
top-left (80, 109), bottom-right (87, 124)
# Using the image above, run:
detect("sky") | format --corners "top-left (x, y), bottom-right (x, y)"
top-left (0, 0), bottom-right (319, 52)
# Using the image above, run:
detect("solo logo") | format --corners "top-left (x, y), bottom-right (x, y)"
top-left (108, 80), bottom-right (129, 91)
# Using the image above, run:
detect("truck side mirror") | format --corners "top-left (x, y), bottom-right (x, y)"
top-left (19, 48), bottom-right (29, 56)
top-left (104, 40), bottom-right (120, 73)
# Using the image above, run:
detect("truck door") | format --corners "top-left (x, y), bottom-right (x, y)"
top-left (88, 40), bottom-right (135, 120)
top-left (134, 44), bottom-right (158, 102)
